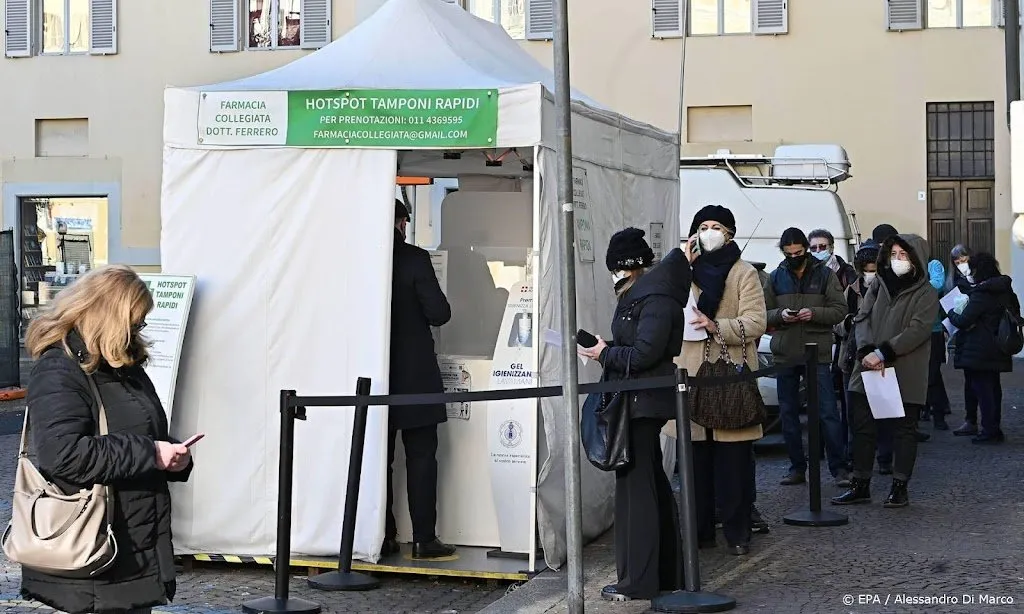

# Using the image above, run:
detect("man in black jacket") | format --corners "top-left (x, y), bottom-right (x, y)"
top-left (384, 200), bottom-right (456, 560)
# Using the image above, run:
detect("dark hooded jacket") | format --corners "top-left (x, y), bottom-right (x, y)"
top-left (598, 248), bottom-right (691, 421)
top-left (848, 234), bottom-right (938, 405)
top-left (947, 275), bottom-right (1019, 373)
top-left (21, 331), bottom-right (191, 614)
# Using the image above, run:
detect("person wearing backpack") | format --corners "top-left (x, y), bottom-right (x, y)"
top-left (945, 252), bottom-right (1021, 444)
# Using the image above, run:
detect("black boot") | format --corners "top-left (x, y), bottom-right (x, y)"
top-left (883, 479), bottom-right (909, 508)
top-left (831, 477), bottom-right (871, 505)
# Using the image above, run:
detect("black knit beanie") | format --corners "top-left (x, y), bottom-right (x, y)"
top-left (688, 204), bottom-right (736, 237)
top-left (605, 227), bottom-right (654, 272)
top-left (871, 224), bottom-right (898, 243)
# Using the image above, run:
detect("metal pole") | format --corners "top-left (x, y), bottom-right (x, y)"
top-left (650, 369), bottom-right (736, 613)
top-left (1006, 0), bottom-right (1021, 128)
top-left (308, 378), bottom-right (380, 592)
top-left (782, 345), bottom-right (848, 528)
top-left (551, 0), bottom-right (584, 610)
top-left (242, 391), bottom-right (321, 614)
top-left (676, 0), bottom-right (691, 141)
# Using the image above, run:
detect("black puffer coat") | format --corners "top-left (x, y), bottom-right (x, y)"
top-left (599, 248), bottom-right (691, 421)
top-left (947, 275), bottom-right (1019, 373)
top-left (21, 332), bottom-right (192, 614)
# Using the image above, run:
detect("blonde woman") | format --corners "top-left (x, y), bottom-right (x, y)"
top-left (20, 265), bottom-right (193, 614)
top-left (667, 205), bottom-right (767, 556)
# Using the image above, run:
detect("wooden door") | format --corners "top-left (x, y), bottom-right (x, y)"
top-left (926, 179), bottom-right (994, 260)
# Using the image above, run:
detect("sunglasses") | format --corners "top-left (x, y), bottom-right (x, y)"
top-left (808, 244), bottom-right (831, 252)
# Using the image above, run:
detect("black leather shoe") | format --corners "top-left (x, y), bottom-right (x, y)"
top-left (751, 506), bottom-right (770, 534)
top-left (412, 539), bottom-right (456, 559)
top-left (600, 585), bottom-right (632, 601)
top-left (915, 431), bottom-right (931, 442)
top-left (780, 471), bottom-right (806, 486)
top-left (972, 433), bottom-right (1003, 445)
top-left (831, 477), bottom-right (871, 505)
top-left (883, 479), bottom-right (909, 508)
top-left (933, 418), bottom-right (949, 430)
top-left (727, 543), bottom-right (750, 556)
top-left (381, 537), bottom-right (400, 557)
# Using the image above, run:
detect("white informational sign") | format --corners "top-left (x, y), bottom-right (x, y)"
top-left (197, 91), bottom-right (289, 146)
top-left (571, 166), bottom-right (596, 263)
top-left (438, 356), bottom-right (472, 421)
top-left (139, 275), bottom-right (196, 421)
top-left (427, 249), bottom-right (448, 296)
top-left (487, 281), bottom-right (537, 554)
top-left (649, 222), bottom-right (665, 262)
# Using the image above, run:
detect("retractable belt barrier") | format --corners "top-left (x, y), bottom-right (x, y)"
top-left (287, 365), bottom-right (781, 409)
top-left (242, 362), bottom-right (784, 613)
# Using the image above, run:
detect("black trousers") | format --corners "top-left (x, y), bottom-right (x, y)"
top-left (963, 370), bottom-right (999, 425)
top-left (614, 418), bottom-right (681, 600)
top-left (694, 440), bottom-right (753, 547)
top-left (966, 369), bottom-right (1003, 436)
top-left (849, 392), bottom-right (921, 482)
top-left (926, 331), bottom-right (951, 419)
top-left (385, 424), bottom-right (439, 543)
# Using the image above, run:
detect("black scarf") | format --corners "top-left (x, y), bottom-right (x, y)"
top-left (692, 241), bottom-right (741, 319)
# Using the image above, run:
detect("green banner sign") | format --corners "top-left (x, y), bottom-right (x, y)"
top-left (198, 89), bottom-right (499, 149)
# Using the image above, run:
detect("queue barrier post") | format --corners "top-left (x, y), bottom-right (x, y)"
top-left (783, 344), bottom-right (849, 528)
top-left (309, 377), bottom-right (381, 592)
top-left (242, 390), bottom-right (322, 614)
top-left (650, 369), bottom-right (736, 613)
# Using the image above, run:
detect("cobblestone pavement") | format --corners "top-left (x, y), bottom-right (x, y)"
top-left (482, 363), bottom-right (1024, 614)
top-left (4, 364), bottom-right (1024, 613)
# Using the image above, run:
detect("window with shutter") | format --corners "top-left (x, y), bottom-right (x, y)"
top-left (210, 0), bottom-right (241, 52)
top-left (887, 0), bottom-right (924, 30)
top-left (301, 0), bottom-right (330, 48)
top-left (652, 0), bottom-right (683, 38)
top-left (752, 0), bottom-right (787, 34)
top-left (526, 0), bottom-right (554, 40)
top-left (4, 0), bottom-right (32, 57)
top-left (89, 0), bottom-right (117, 55)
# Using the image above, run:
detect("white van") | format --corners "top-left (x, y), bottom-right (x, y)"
top-left (680, 144), bottom-right (860, 271)
top-left (680, 145), bottom-right (858, 425)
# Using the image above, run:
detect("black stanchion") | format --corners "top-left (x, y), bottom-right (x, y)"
top-left (783, 344), bottom-right (848, 528)
top-left (309, 377), bottom-right (381, 592)
top-left (242, 391), bottom-right (322, 614)
top-left (650, 369), bottom-right (736, 614)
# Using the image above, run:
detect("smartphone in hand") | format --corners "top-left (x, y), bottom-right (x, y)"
top-left (577, 329), bottom-right (599, 348)
top-left (182, 433), bottom-right (205, 448)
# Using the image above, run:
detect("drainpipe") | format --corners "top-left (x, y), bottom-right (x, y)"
top-left (1007, 0), bottom-right (1020, 128)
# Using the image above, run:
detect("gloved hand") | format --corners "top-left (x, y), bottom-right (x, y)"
top-left (927, 259), bottom-right (945, 290)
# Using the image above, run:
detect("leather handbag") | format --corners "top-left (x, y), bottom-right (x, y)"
top-left (2, 375), bottom-right (119, 578)
top-left (581, 351), bottom-right (632, 471)
top-left (690, 321), bottom-right (766, 431)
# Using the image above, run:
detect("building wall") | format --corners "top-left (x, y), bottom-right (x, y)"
top-left (0, 0), bottom-right (1013, 268)
top-left (517, 0), bottom-right (1012, 266)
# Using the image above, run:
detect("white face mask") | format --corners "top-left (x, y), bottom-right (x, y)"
top-left (698, 229), bottom-right (727, 253)
top-left (611, 271), bottom-right (629, 285)
top-left (811, 249), bottom-right (831, 261)
top-left (957, 262), bottom-right (971, 277)
top-left (891, 259), bottom-right (913, 277)
top-left (863, 271), bottom-right (877, 285)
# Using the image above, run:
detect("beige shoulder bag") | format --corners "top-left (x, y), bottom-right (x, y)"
top-left (1, 375), bottom-right (118, 578)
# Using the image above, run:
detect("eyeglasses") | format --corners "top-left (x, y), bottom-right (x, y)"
top-left (808, 244), bottom-right (831, 252)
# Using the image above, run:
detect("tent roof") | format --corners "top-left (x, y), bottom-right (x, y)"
top-left (196, 0), bottom-right (602, 107)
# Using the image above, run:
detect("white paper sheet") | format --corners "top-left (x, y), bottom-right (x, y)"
top-left (544, 328), bottom-right (590, 365)
top-left (942, 318), bottom-right (958, 336)
top-left (939, 287), bottom-right (962, 313)
top-left (862, 368), bottom-right (905, 419)
top-left (683, 294), bottom-right (708, 341)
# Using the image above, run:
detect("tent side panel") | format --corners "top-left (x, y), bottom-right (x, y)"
top-left (164, 88), bottom-right (201, 149)
top-left (534, 103), bottom-right (681, 570)
top-left (163, 147), bottom-right (397, 561)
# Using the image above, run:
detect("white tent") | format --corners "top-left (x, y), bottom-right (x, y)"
top-left (161, 0), bottom-right (680, 570)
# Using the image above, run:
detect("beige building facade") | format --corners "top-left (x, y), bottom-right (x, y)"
top-left (0, 0), bottom-right (1015, 283)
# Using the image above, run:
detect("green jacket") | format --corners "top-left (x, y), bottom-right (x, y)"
top-left (764, 258), bottom-right (847, 365)
top-left (848, 234), bottom-right (938, 406)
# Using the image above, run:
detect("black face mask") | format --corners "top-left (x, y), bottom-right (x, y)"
top-left (785, 254), bottom-right (808, 269)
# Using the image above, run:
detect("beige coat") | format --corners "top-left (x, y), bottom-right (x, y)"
top-left (663, 260), bottom-right (768, 442)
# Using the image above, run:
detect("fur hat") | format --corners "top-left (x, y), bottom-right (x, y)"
top-left (688, 205), bottom-right (736, 237)
top-left (605, 227), bottom-right (654, 272)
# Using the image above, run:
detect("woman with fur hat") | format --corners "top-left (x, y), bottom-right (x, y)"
top-left (578, 228), bottom-right (690, 601)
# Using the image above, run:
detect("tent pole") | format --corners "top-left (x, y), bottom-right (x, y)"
top-left (551, 0), bottom-right (585, 612)
top-left (676, 0), bottom-right (690, 142)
